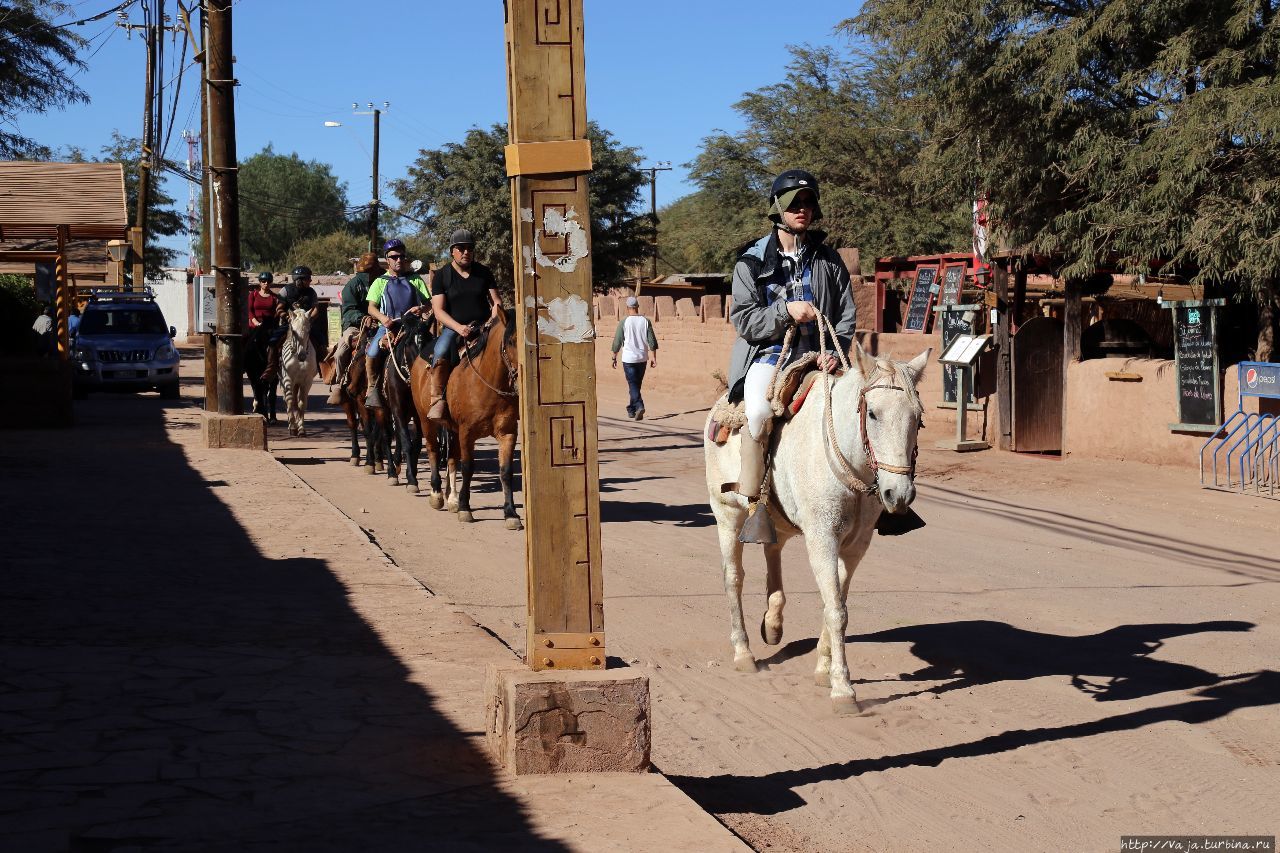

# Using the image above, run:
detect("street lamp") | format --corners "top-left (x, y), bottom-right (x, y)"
top-left (106, 239), bottom-right (129, 288)
top-left (324, 100), bottom-right (388, 253)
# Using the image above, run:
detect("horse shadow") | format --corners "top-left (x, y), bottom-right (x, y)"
top-left (759, 619), bottom-right (1254, 704)
top-left (600, 498), bottom-right (715, 527)
top-left (668, 667), bottom-right (1280, 816)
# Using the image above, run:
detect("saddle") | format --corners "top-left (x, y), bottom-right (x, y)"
top-left (707, 354), bottom-right (838, 445)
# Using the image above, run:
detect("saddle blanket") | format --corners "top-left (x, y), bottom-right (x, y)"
top-left (707, 354), bottom-right (839, 445)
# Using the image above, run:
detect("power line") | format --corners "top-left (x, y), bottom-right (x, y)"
top-left (52, 0), bottom-right (138, 29)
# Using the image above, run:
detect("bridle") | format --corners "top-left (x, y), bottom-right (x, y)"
top-left (812, 316), bottom-right (919, 497)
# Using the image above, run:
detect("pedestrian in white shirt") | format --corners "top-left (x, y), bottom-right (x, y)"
top-left (610, 296), bottom-right (658, 420)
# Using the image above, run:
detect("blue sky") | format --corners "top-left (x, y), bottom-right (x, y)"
top-left (17, 1), bottom-right (863, 257)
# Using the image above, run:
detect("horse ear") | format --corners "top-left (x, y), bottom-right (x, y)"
top-left (905, 348), bottom-right (932, 382)
top-left (848, 339), bottom-right (878, 378)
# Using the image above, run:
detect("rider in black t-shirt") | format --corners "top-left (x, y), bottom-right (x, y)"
top-left (426, 229), bottom-right (501, 421)
top-left (262, 266), bottom-right (322, 380)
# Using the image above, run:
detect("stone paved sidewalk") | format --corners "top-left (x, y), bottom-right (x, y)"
top-left (0, 389), bottom-right (745, 852)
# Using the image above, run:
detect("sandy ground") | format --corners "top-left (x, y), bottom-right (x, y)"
top-left (264, 363), bottom-right (1279, 853)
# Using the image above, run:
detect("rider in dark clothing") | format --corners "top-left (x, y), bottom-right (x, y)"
top-left (326, 252), bottom-right (382, 404)
top-left (262, 267), bottom-right (322, 380)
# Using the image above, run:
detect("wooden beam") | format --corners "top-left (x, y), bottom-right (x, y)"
top-left (994, 264), bottom-right (1011, 450)
top-left (1062, 276), bottom-right (1083, 454)
top-left (505, 0), bottom-right (605, 671)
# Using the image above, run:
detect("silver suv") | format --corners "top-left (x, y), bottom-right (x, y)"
top-left (72, 292), bottom-right (181, 399)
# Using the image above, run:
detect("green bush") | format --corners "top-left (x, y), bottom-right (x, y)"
top-left (0, 274), bottom-right (41, 356)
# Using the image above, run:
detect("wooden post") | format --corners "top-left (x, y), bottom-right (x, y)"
top-left (206, 0), bottom-right (243, 416)
top-left (129, 226), bottom-right (144, 291)
top-left (1062, 276), bottom-right (1083, 453)
top-left (1012, 266), bottom-right (1027, 331)
top-left (505, 0), bottom-right (605, 671)
top-left (994, 263), bottom-right (1011, 450)
top-left (54, 225), bottom-right (70, 360)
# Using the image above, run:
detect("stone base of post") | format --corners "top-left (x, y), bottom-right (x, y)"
top-left (200, 412), bottom-right (266, 450)
top-left (484, 664), bottom-right (650, 774)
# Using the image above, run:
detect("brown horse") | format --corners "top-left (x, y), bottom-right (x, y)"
top-left (411, 308), bottom-right (520, 528)
top-left (322, 319), bottom-right (388, 474)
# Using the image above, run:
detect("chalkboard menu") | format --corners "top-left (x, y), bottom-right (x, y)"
top-left (903, 266), bottom-right (938, 333)
top-left (1170, 300), bottom-right (1223, 430)
top-left (939, 305), bottom-right (978, 404)
top-left (940, 264), bottom-right (965, 307)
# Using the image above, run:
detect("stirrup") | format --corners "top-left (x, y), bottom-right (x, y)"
top-left (737, 501), bottom-right (777, 545)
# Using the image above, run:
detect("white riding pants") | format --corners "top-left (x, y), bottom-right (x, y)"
top-left (744, 361), bottom-right (777, 442)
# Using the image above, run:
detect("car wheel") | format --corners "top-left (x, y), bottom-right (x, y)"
top-left (159, 383), bottom-right (180, 400)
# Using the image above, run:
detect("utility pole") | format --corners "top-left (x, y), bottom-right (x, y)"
top-left (351, 102), bottom-right (388, 252)
top-left (640, 162), bottom-right (671, 282)
top-left (206, 0), bottom-right (243, 415)
top-left (182, 129), bottom-right (200, 272)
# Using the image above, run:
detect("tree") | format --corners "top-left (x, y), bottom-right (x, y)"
top-left (66, 133), bottom-right (185, 278)
top-left (665, 45), bottom-right (970, 275)
top-left (0, 1), bottom-right (87, 160)
top-left (238, 145), bottom-right (351, 272)
top-left (391, 122), bottom-right (650, 295)
top-left (847, 0), bottom-right (1280, 357)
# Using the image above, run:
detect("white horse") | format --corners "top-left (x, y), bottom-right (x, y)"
top-left (704, 341), bottom-right (930, 714)
top-left (280, 306), bottom-right (317, 437)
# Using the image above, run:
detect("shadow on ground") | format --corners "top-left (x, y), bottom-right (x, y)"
top-left (676, 618), bottom-right (1274, 817)
top-left (0, 395), bottom-right (565, 852)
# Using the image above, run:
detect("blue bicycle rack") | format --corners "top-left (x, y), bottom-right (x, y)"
top-left (1200, 362), bottom-right (1280, 498)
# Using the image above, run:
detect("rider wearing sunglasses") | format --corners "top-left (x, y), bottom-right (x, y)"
top-left (364, 239), bottom-right (431, 408)
top-left (721, 169), bottom-right (856, 541)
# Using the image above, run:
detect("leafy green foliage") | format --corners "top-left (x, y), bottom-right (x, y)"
top-left (846, 0), bottom-right (1280, 353)
top-left (0, 1), bottom-right (86, 160)
top-left (391, 122), bottom-right (650, 295)
top-left (281, 230), bottom-right (367, 277)
top-left (238, 145), bottom-right (351, 272)
top-left (663, 45), bottom-right (971, 274)
top-left (0, 274), bottom-right (42, 355)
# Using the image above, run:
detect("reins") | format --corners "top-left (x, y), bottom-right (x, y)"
top-left (461, 316), bottom-right (519, 399)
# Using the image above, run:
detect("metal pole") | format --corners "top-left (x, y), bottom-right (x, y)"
top-left (370, 108), bottom-right (380, 252)
top-left (649, 170), bottom-right (657, 281)
top-left (206, 0), bottom-right (243, 416)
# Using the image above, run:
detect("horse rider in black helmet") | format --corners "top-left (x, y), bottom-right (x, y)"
top-left (721, 169), bottom-right (856, 541)
top-left (261, 266), bottom-right (323, 380)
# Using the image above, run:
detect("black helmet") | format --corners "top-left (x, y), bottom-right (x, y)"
top-left (448, 228), bottom-right (475, 249)
top-left (292, 266), bottom-right (313, 280)
top-left (257, 271), bottom-right (273, 283)
top-left (768, 169), bottom-right (823, 224)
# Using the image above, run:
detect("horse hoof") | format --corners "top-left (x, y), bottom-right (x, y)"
top-left (458, 510), bottom-right (474, 523)
top-left (733, 655), bottom-right (758, 673)
top-left (447, 503), bottom-right (459, 513)
top-left (814, 669), bottom-right (831, 687)
top-left (429, 495), bottom-right (444, 510)
top-left (760, 616), bottom-right (783, 646)
top-left (505, 517), bottom-right (524, 531)
top-left (349, 457), bottom-right (360, 466)
top-left (367, 465), bottom-right (379, 475)
top-left (406, 484), bottom-right (419, 494)
top-left (831, 694), bottom-right (862, 716)
top-left (388, 477), bottom-right (399, 486)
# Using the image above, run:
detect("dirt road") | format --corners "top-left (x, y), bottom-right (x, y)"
top-left (273, 378), bottom-right (1279, 852)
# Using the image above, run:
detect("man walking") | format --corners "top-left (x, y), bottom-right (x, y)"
top-left (425, 229), bottom-right (501, 421)
top-left (326, 252), bottom-right (381, 404)
top-left (611, 296), bottom-right (658, 420)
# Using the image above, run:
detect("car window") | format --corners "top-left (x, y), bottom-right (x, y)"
top-left (80, 309), bottom-right (167, 336)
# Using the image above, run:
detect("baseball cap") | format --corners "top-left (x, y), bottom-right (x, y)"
top-left (626, 296), bottom-right (639, 308)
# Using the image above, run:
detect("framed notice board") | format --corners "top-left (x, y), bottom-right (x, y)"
top-left (1168, 299), bottom-right (1225, 432)
top-left (939, 263), bottom-right (966, 307)
top-left (903, 265), bottom-right (939, 333)
top-left (936, 304), bottom-right (980, 406)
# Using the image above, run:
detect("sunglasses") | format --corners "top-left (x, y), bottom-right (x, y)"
top-left (386, 253), bottom-right (404, 260)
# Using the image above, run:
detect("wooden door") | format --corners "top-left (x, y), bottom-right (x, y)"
top-left (1013, 316), bottom-right (1064, 452)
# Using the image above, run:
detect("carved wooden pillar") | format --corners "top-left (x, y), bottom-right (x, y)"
top-left (505, 0), bottom-right (605, 671)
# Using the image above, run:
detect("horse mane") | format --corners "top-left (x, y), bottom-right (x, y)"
top-left (845, 355), bottom-right (925, 417)
top-left (501, 307), bottom-right (516, 347)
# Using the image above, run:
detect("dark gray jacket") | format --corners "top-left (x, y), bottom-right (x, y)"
top-left (726, 229), bottom-right (856, 398)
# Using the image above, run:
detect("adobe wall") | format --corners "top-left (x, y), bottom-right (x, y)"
top-left (592, 296), bottom-right (995, 441)
top-left (1065, 358), bottom-right (1254, 468)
